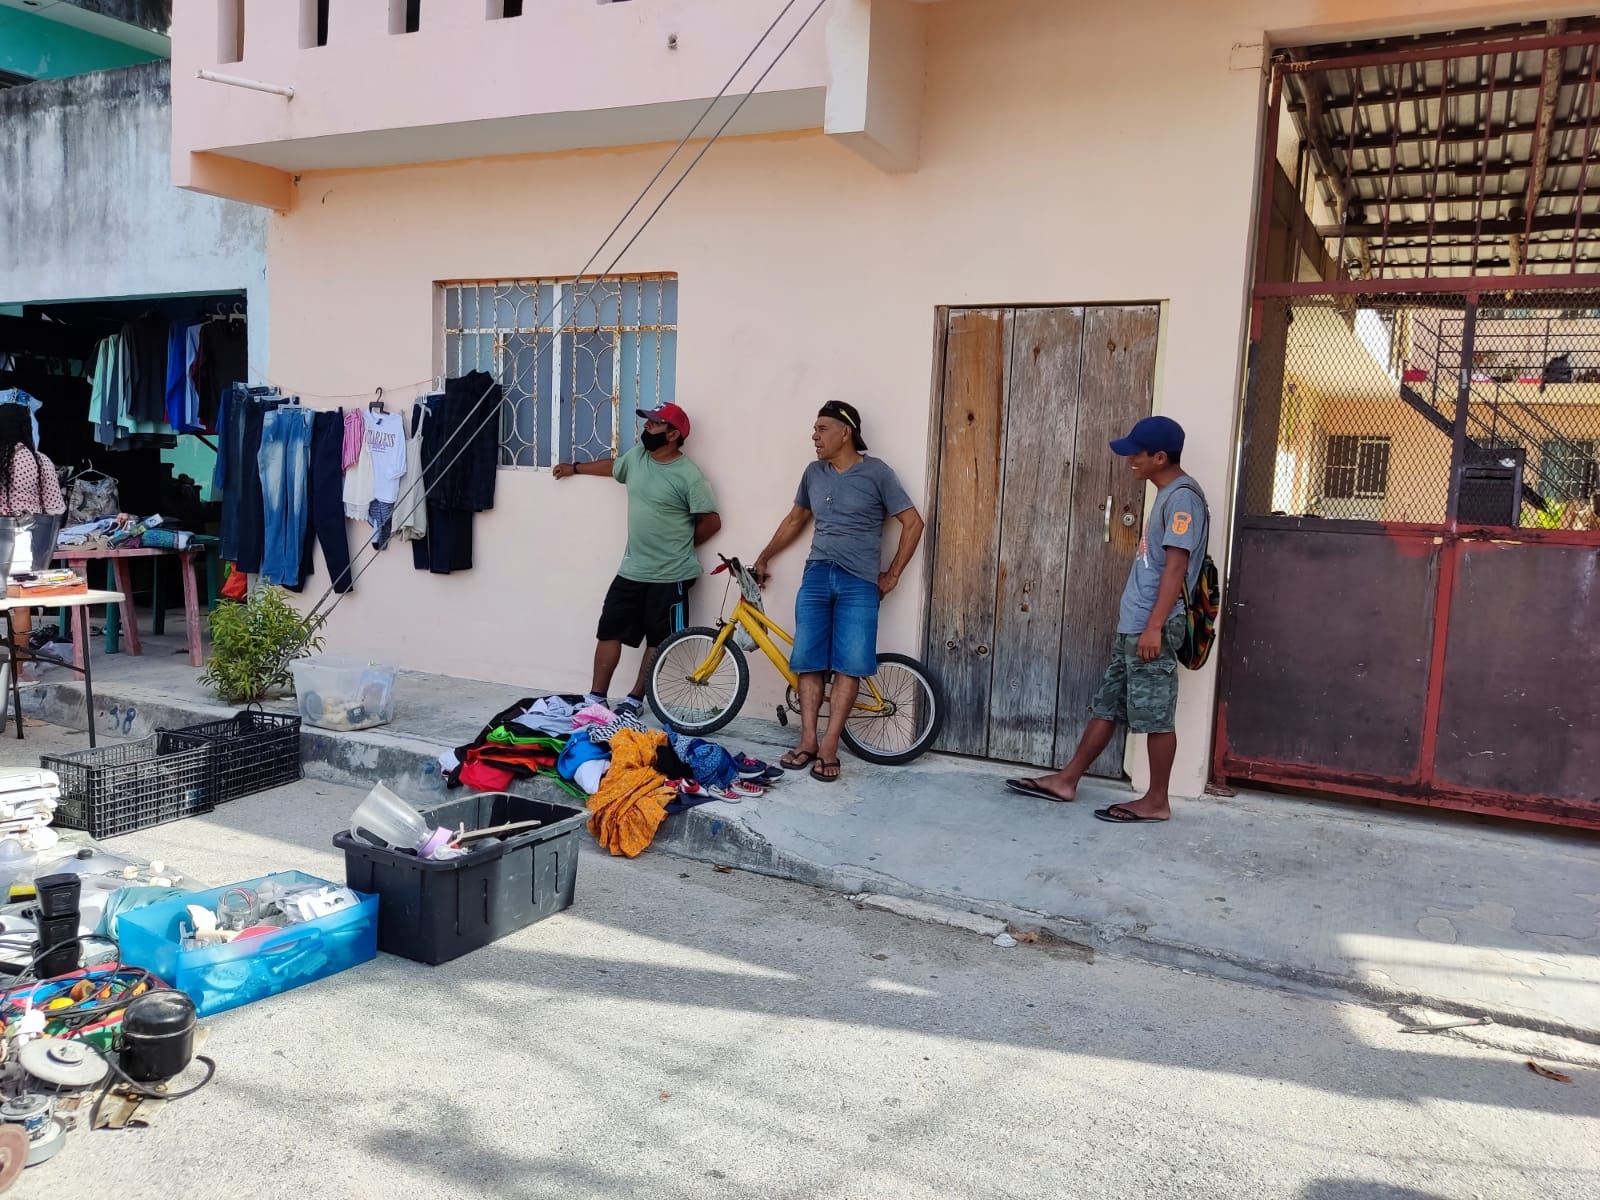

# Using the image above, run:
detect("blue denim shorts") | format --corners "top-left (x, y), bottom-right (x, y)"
top-left (790, 560), bottom-right (880, 679)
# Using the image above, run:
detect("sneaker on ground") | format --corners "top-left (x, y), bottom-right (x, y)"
top-left (615, 697), bottom-right (643, 717)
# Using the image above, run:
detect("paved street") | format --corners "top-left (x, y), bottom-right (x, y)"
top-left (10, 763), bottom-right (1598, 1200)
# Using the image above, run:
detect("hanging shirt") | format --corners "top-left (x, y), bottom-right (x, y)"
top-left (164, 324), bottom-right (187, 431)
top-left (183, 325), bottom-right (203, 431)
top-left (395, 402), bottom-right (429, 543)
top-left (342, 409), bottom-right (364, 471)
top-left (0, 446), bottom-right (67, 517)
top-left (364, 410), bottom-right (407, 504)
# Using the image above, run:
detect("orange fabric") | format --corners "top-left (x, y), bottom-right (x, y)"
top-left (587, 728), bottom-right (673, 858)
top-left (220, 564), bottom-right (248, 601)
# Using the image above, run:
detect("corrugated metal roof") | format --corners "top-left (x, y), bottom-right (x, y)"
top-left (1284, 22), bottom-right (1600, 278)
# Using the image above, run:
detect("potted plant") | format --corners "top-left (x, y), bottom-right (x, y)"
top-left (199, 585), bottom-right (325, 704)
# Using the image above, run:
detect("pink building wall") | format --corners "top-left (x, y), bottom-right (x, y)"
top-left (173, 0), bottom-right (1593, 795)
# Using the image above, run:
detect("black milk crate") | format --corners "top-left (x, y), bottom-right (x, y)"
top-left (157, 708), bottom-right (302, 803)
top-left (42, 735), bottom-right (214, 839)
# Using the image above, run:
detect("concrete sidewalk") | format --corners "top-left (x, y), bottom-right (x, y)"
top-left (15, 639), bottom-right (1600, 1043)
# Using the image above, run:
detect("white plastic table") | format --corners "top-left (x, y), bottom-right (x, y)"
top-left (0, 587), bottom-right (125, 748)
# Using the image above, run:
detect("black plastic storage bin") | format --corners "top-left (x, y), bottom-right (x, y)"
top-left (157, 708), bottom-right (302, 803)
top-left (332, 792), bottom-right (587, 965)
top-left (43, 736), bottom-right (214, 839)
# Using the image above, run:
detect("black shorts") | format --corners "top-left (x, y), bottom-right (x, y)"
top-left (596, 575), bottom-right (695, 648)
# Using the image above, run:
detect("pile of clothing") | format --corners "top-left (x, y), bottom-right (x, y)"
top-left (438, 695), bottom-right (784, 859)
top-left (55, 513), bottom-right (191, 552)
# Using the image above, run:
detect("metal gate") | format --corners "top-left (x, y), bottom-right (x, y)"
top-left (1216, 32), bottom-right (1600, 829)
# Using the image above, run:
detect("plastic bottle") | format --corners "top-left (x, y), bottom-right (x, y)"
top-left (417, 761), bottom-right (444, 804)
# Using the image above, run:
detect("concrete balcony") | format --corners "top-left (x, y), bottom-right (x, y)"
top-left (171, 0), bottom-right (932, 209)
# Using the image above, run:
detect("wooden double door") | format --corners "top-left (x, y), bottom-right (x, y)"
top-left (924, 305), bottom-right (1158, 772)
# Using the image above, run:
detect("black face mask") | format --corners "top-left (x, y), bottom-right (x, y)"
top-left (641, 430), bottom-right (671, 452)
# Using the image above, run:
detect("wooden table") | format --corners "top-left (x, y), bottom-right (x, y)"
top-left (1, 587), bottom-right (124, 748)
top-left (52, 545), bottom-right (211, 667)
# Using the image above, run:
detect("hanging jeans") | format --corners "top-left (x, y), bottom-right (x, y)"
top-left (215, 387), bottom-right (247, 562)
top-left (289, 409), bottom-right (354, 594)
top-left (257, 407), bottom-right (313, 586)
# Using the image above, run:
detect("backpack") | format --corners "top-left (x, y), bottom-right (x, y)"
top-left (1160, 482), bottom-right (1219, 671)
top-left (66, 471), bottom-right (119, 524)
top-left (1178, 553), bottom-right (1220, 670)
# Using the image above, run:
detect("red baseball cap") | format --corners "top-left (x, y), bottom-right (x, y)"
top-left (637, 403), bottom-right (691, 442)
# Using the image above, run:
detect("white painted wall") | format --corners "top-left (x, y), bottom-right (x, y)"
top-left (0, 59), bottom-right (268, 370)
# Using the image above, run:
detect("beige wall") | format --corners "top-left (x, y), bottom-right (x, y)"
top-left (259, 0), bottom-right (1591, 795)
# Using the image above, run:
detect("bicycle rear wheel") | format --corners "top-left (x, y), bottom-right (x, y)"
top-left (841, 653), bottom-right (944, 765)
top-left (647, 626), bottom-right (749, 736)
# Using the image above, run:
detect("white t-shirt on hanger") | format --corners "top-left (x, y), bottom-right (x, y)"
top-left (364, 410), bottom-right (407, 504)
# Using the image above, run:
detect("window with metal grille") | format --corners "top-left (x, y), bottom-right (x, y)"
top-left (441, 276), bottom-right (678, 469)
top-left (1324, 435), bottom-right (1391, 500)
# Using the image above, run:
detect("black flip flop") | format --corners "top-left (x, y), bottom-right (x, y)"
top-left (810, 759), bottom-right (842, 783)
top-left (1004, 778), bottom-right (1073, 803)
top-left (781, 750), bottom-right (818, 771)
top-left (1093, 804), bottom-right (1168, 824)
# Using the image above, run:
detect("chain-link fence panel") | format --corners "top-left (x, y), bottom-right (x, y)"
top-left (1240, 293), bottom-right (1600, 529)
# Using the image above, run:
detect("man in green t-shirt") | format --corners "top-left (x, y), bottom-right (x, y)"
top-left (554, 404), bottom-right (720, 714)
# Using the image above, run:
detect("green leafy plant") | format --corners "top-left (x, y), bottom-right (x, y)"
top-left (200, 585), bottom-right (325, 704)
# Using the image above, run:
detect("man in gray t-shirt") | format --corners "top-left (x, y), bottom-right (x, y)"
top-left (753, 401), bottom-right (924, 783)
top-left (1003, 415), bottom-right (1210, 825)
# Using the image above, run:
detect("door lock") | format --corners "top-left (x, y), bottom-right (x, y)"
top-left (1121, 511), bottom-right (1137, 527)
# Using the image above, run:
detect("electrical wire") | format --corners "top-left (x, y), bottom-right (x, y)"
top-left (90, 1051), bottom-right (217, 1134)
top-left (302, 0), bottom-right (822, 620)
top-left (234, 0), bottom-right (806, 613)
top-left (287, 0), bottom-right (831, 639)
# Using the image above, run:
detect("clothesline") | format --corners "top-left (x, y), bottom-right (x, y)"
top-left (241, 364), bottom-right (443, 405)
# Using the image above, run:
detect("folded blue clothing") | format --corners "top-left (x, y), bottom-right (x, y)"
top-left (556, 728), bottom-right (610, 782)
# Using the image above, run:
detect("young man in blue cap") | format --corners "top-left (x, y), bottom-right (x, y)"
top-left (554, 403), bottom-right (720, 715)
top-left (1006, 415), bottom-right (1208, 822)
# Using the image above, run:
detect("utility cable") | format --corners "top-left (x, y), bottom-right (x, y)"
top-left (290, 0), bottom-right (830, 638)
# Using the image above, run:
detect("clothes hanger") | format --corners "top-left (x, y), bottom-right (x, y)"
top-left (370, 387), bottom-right (386, 414)
top-left (69, 459), bottom-right (113, 482)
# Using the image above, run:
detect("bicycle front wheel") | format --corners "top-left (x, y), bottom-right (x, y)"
top-left (647, 626), bottom-right (750, 735)
top-left (841, 653), bottom-right (944, 765)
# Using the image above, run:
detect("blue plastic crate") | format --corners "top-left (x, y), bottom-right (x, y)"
top-left (117, 870), bottom-right (378, 1017)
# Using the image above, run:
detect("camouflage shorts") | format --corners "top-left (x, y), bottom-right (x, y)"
top-left (1089, 616), bottom-right (1185, 734)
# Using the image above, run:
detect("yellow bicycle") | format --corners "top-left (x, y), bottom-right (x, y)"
top-left (646, 555), bottom-right (944, 764)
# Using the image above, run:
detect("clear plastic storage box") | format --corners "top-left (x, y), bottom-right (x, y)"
top-left (289, 655), bottom-right (397, 731)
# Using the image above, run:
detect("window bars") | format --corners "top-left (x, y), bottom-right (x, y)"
top-left (441, 276), bottom-right (678, 469)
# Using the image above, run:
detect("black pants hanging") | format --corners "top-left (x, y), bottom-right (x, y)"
top-left (290, 409), bottom-right (353, 594)
top-left (233, 399), bottom-right (274, 575)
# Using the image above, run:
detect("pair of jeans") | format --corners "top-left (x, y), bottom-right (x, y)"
top-left (257, 407), bottom-right (313, 586)
top-left (293, 409), bottom-right (354, 593)
top-left (790, 560), bottom-right (881, 679)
